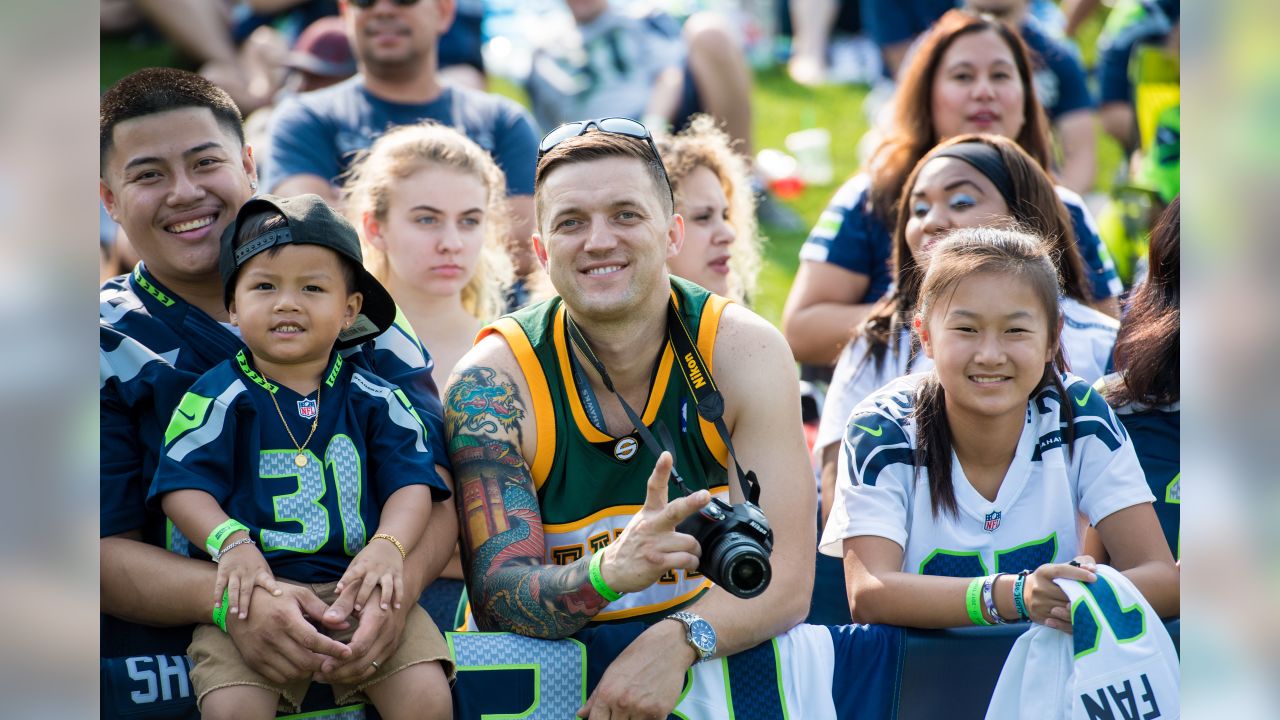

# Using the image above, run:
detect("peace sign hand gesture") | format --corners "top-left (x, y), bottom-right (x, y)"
top-left (596, 452), bottom-right (711, 595)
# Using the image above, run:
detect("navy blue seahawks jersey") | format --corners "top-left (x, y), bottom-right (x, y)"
top-left (1099, 373), bottom-right (1180, 558)
top-left (1113, 408), bottom-right (1178, 558)
top-left (149, 349), bottom-right (449, 582)
top-left (101, 263), bottom-right (448, 653)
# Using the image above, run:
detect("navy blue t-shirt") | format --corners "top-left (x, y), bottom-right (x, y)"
top-left (1020, 17), bottom-right (1095, 121)
top-left (859, 0), bottom-right (957, 46)
top-left (798, 173), bottom-right (1123, 304)
top-left (265, 76), bottom-right (538, 195)
top-left (149, 350), bottom-right (449, 582)
top-left (1105, 389), bottom-right (1180, 559)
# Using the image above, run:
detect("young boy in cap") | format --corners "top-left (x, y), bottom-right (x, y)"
top-left (148, 194), bottom-right (453, 720)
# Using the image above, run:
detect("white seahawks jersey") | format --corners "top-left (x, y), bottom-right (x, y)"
top-left (1059, 297), bottom-right (1118, 386)
top-left (819, 372), bottom-right (1154, 578)
top-left (986, 565), bottom-right (1179, 720)
top-left (815, 330), bottom-right (926, 456)
top-left (815, 301), bottom-right (1118, 458)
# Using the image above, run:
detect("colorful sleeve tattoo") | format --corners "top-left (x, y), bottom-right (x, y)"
top-left (446, 366), bottom-right (609, 637)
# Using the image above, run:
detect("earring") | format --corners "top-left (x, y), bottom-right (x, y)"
top-left (250, 180), bottom-right (258, 192)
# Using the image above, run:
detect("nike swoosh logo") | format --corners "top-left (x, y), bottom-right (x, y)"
top-left (177, 408), bottom-right (198, 422)
top-left (852, 423), bottom-right (883, 437)
top-left (1075, 387), bottom-right (1093, 407)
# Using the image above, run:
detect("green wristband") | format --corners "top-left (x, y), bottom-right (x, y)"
top-left (212, 588), bottom-right (230, 633)
top-left (589, 550), bottom-right (623, 603)
top-left (206, 519), bottom-right (249, 557)
top-left (966, 576), bottom-right (992, 626)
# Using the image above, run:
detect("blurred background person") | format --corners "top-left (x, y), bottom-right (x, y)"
top-left (1097, 196), bottom-right (1180, 561)
top-left (657, 115), bottom-right (763, 305)
top-left (1096, 0), bottom-right (1179, 154)
top-left (963, 0), bottom-right (1097, 195)
top-left (526, 0), bottom-right (754, 155)
top-left (264, 0), bottom-right (540, 277)
top-left (783, 9), bottom-right (1120, 368)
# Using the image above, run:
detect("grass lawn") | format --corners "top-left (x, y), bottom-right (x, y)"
top-left (746, 66), bottom-right (870, 326)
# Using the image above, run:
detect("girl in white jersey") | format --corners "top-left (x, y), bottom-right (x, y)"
top-left (816, 135), bottom-right (1119, 524)
top-left (819, 228), bottom-right (1178, 631)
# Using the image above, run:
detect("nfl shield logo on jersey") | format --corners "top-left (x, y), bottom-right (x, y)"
top-left (983, 510), bottom-right (1002, 533)
top-left (297, 398), bottom-right (317, 419)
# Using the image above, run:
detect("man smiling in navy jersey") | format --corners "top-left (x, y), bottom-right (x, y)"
top-left (99, 67), bottom-right (456, 702)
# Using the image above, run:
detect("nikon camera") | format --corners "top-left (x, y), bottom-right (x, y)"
top-left (677, 496), bottom-right (774, 598)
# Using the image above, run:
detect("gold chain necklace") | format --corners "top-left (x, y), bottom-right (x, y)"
top-left (268, 383), bottom-right (320, 468)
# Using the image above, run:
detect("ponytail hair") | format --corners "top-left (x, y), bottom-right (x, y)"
top-left (911, 227), bottom-right (1075, 518)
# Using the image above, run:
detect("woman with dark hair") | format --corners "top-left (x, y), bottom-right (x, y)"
top-left (1098, 197), bottom-right (1180, 559)
top-left (814, 134), bottom-right (1118, 524)
top-left (818, 227), bottom-right (1177, 630)
top-left (782, 8), bottom-right (1121, 365)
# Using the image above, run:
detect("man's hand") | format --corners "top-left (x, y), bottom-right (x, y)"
top-left (226, 583), bottom-right (352, 684)
top-left (577, 618), bottom-right (697, 719)
top-left (315, 593), bottom-right (412, 684)
top-left (599, 452), bottom-right (710, 594)
top-left (215, 539), bottom-right (281, 619)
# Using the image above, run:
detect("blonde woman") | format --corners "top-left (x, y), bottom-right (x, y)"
top-left (345, 122), bottom-right (515, 391)
top-left (657, 114), bottom-right (763, 304)
top-left (344, 121), bottom-right (516, 630)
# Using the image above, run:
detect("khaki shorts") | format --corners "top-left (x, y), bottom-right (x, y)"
top-left (188, 580), bottom-right (454, 713)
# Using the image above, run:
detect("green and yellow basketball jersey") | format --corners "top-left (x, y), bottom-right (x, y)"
top-left (477, 277), bottom-right (732, 623)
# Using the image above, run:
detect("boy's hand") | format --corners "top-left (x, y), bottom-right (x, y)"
top-left (337, 539), bottom-right (404, 611)
top-left (215, 540), bottom-right (282, 620)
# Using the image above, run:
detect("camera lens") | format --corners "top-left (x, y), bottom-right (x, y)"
top-left (711, 538), bottom-right (771, 598)
top-left (729, 556), bottom-right (766, 592)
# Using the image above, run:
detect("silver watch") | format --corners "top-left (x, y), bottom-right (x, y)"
top-left (668, 610), bottom-right (716, 663)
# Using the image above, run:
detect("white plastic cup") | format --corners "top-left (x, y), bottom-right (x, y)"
top-left (785, 128), bottom-right (834, 186)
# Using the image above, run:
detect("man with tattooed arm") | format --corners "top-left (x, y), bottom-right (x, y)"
top-left (444, 120), bottom-right (815, 719)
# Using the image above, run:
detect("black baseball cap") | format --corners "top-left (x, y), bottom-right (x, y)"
top-left (220, 194), bottom-right (396, 349)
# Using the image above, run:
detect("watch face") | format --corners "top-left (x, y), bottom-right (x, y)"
top-left (689, 619), bottom-right (716, 653)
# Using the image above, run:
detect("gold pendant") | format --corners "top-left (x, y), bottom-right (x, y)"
top-left (295, 453), bottom-right (308, 468)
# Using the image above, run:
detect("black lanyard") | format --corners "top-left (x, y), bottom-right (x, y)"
top-left (563, 298), bottom-right (762, 505)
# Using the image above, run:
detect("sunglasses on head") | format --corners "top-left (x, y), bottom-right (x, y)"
top-left (538, 117), bottom-right (674, 209)
top-left (347, 0), bottom-right (420, 8)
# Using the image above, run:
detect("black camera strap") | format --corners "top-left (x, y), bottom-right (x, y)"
top-left (663, 301), bottom-right (762, 506)
top-left (562, 296), bottom-right (762, 506)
